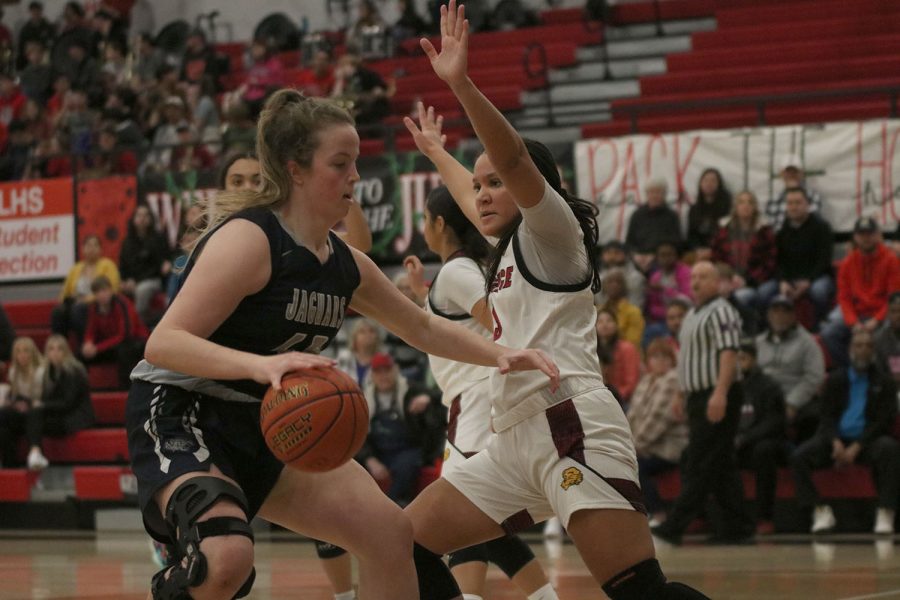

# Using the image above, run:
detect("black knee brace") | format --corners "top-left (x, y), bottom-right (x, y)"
top-left (484, 534), bottom-right (535, 579)
top-left (447, 543), bottom-right (488, 569)
top-left (602, 559), bottom-right (710, 600)
top-left (314, 538), bottom-right (349, 559)
top-left (414, 542), bottom-right (461, 600)
top-left (151, 477), bottom-right (256, 600)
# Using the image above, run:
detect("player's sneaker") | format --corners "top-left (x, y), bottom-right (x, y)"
top-left (874, 508), bottom-right (895, 535)
top-left (543, 517), bottom-right (563, 538)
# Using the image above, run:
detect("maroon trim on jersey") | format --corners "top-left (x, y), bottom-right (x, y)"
top-left (546, 400), bottom-right (586, 464)
top-left (447, 395), bottom-right (462, 444)
top-left (501, 509), bottom-right (534, 536)
top-left (546, 399), bottom-right (647, 515)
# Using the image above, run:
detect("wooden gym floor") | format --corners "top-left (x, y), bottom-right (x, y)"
top-left (1, 533), bottom-right (899, 599)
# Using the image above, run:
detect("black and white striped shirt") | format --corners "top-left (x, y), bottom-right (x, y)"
top-left (677, 297), bottom-right (742, 393)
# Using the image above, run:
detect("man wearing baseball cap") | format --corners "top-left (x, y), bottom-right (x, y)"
top-left (764, 154), bottom-right (824, 230)
top-left (821, 217), bottom-right (900, 367)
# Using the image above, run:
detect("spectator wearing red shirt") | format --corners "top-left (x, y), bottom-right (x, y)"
top-left (821, 217), bottom-right (900, 367)
top-left (240, 39), bottom-right (284, 115)
top-left (596, 307), bottom-right (641, 406)
top-left (298, 49), bottom-right (336, 97)
top-left (85, 125), bottom-right (137, 177)
top-left (81, 275), bottom-right (148, 388)
top-left (169, 124), bottom-right (214, 172)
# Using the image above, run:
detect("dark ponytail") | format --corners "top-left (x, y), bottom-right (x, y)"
top-left (426, 185), bottom-right (491, 267)
top-left (483, 139), bottom-right (601, 295)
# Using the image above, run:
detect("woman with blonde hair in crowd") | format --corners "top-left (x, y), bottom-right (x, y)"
top-left (710, 190), bottom-right (777, 313)
top-left (0, 337), bottom-right (46, 469)
top-left (35, 335), bottom-right (95, 467)
top-left (627, 338), bottom-right (688, 526)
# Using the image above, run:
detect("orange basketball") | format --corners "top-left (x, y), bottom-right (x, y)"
top-left (260, 367), bottom-right (369, 472)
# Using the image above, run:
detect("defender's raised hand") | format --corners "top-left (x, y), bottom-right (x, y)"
top-left (421, 0), bottom-right (469, 87)
top-left (403, 101), bottom-right (447, 158)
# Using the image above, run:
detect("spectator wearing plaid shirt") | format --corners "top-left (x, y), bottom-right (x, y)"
top-left (627, 339), bottom-right (687, 523)
top-left (710, 190), bottom-right (777, 313)
top-left (764, 154), bottom-right (823, 231)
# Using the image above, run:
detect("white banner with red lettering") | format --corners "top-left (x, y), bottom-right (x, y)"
top-left (0, 178), bottom-right (75, 282)
top-left (575, 119), bottom-right (900, 242)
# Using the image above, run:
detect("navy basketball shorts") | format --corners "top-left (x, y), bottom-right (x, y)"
top-left (126, 380), bottom-right (284, 543)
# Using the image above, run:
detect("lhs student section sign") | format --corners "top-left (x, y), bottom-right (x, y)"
top-left (0, 178), bottom-right (75, 281)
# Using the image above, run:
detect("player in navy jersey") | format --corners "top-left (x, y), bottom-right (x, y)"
top-left (404, 185), bottom-right (558, 600)
top-left (401, 3), bottom-right (710, 599)
top-left (126, 88), bottom-right (557, 600)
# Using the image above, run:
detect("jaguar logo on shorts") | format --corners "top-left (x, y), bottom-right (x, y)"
top-left (560, 466), bottom-right (584, 490)
top-left (443, 447), bottom-right (451, 461)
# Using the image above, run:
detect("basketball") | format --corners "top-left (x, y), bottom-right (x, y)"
top-left (260, 367), bottom-right (369, 472)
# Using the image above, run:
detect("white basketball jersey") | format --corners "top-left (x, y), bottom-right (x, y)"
top-left (488, 231), bottom-right (605, 431)
top-left (426, 256), bottom-right (492, 405)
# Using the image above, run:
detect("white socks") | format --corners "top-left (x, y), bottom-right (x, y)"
top-left (462, 595), bottom-right (483, 600)
top-left (334, 592), bottom-right (355, 600)
top-left (528, 583), bottom-right (559, 600)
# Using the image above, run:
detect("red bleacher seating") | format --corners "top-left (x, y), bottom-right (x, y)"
top-left (0, 470), bottom-right (40, 502)
top-left (91, 392), bottom-right (127, 426)
top-left (74, 466), bottom-right (134, 501)
top-left (88, 363), bottom-right (120, 391)
top-left (41, 429), bottom-right (129, 464)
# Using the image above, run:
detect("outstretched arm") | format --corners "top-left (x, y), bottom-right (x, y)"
top-left (422, 0), bottom-right (546, 209)
top-left (403, 102), bottom-right (482, 230)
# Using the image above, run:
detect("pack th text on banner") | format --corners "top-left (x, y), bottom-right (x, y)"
top-left (0, 178), bottom-right (74, 282)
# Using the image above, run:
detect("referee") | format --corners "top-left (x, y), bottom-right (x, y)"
top-left (651, 261), bottom-right (753, 544)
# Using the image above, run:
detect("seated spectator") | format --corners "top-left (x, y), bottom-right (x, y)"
top-left (759, 187), bottom-right (834, 325)
top-left (132, 32), bottom-right (164, 84)
top-left (16, 2), bottom-right (56, 72)
top-left (596, 308), bottom-right (640, 405)
top-left (101, 37), bottom-right (129, 85)
top-left (626, 339), bottom-right (687, 524)
top-left (82, 125), bottom-right (138, 177)
top-left (791, 329), bottom-right (900, 534)
top-left (734, 340), bottom-right (787, 535)
top-left (710, 190), bottom-right (777, 313)
top-left (338, 318), bottom-right (382, 386)
top-left (385, 273), bottom-right (429, 382)
top-left (821, 218), bottom-right (900, 367)
top-left (0, 120), bottom-right (35, 181)
top-left (51, 234), bottom-right (121, 343)
top-left (595, 240), bottom-right (645, 310)
top-left (0, 337), bottom-right (45, 469)
top-left (687, 168), bottom-right (731, 259)
top-left (180, 29), bottom-right (225, 90)
top-left (765, 154), bottom-right (823, 231)
top-left (53, 88), bottom-right (95, 155)
top-left (119, 205), bottom-right (172, 326)
top-left (169, 124), bottom-right (215, 172)
top-left (644, 241), bottom-right (691, 343)
top-left (357, 353), bottom-right (445, 505)
top-left (220, 101), bottom-right (257, 155)
top-left (46, 74), bottom-right (70, 119)
top-left (875, 292), bottom-right (900, 385)
top-left (332, 52), bottom-right (390, 126)
top-left (346, 0), bottom-right (386, 54)
top-left (756, 295), bottom-right (826, 442)
top-left (625, 177), bottom-right (682, 272)
top-left (238, 39), bottom-right (284, 116)
top-left (185, 77), bottom-right (220, 145)
top-left (146, 95), bottom-right (188, 171)
top-left (663, 297), bottom-right (691, 351)
top-left (393, 0), bottom-right (428, 42)
top-left (81, 276), bottom-right (149, 388)
top-left (30, 335), bottom-right (94, 470)
top-left (63, 41), bottom-right (101, 102)
top-left (19, 40), bottom-right (53, 105)
top-left (717, 263), bottom-right (760, 336)
top-left (298, 49), bottom-right (336, 98)
top-left (600, 269), bottom-right (644, 347)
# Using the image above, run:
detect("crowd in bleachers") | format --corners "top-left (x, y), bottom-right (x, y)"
top-left (0, 0), bottom-right (442, 181)
top-left (3, 0), bottom-right (900, 542)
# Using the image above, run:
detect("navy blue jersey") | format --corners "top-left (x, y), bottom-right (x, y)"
top-left (135, 206), bottom-right (361, 401)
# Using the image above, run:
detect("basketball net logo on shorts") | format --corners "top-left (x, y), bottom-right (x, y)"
top-left (560, 467), bottom-right (584, 490)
